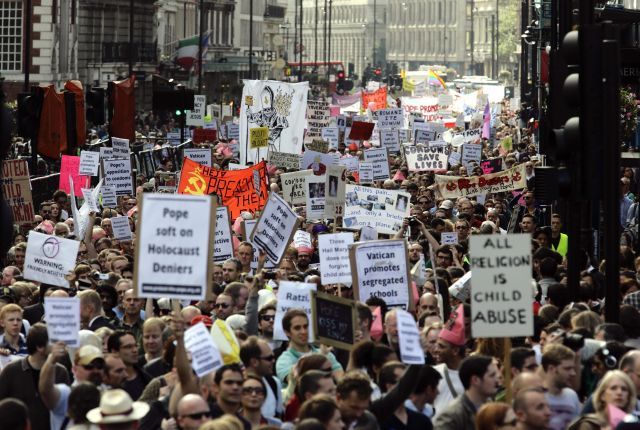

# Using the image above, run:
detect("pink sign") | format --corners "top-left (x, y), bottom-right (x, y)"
top-left (59, 155), bottom-right (90, 195)
top-left (329, 106), bottom-right (341, 117)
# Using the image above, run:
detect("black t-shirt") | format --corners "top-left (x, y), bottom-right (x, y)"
top-left (380, 408), bottom-right (433, 430)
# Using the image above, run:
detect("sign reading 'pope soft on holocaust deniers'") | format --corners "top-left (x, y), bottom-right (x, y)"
top-left (134, 194), bottom-right (216, 301)
top-left (469, 234), bottom-right (533, 338)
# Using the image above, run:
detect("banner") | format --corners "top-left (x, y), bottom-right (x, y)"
top-left (434, 164), bottom-right (527, 199)
top-left (361, 87), bottom-right (387, 111)
top-left (305, 100), bottom-right (331, 142)
top-left (240, 80), bottom-right (309, 165)
top-left (403, 144), bottom-right (449, 172)
top-left (400, 96), bottom-right (440, 121)
top-left (1, 160), bottom-right (34, 225)
top-left (178, 158), bottom-right (269, 219)
top-left (343, 185), bottom-right (410, 235)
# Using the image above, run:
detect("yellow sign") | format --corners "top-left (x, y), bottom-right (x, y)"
top-left (250, 127), bottom-right (269, 149)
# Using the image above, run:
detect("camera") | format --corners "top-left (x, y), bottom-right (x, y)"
top-left (262, 270), bottom-right (278, 280)
top-left (408, 217), bottom-right (419, 227)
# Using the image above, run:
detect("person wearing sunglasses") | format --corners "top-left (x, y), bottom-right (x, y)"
top-left (239, 336), bottom-right (282, 420)
top-left (240, 375), bottom-right (282, 428)
top-left (177, 393), bottom-right (213, 430)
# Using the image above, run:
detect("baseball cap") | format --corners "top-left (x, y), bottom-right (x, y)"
top-left (439, 200), bottom-right (454, 210)
top-left (76, 345), bottom-right (105, 366)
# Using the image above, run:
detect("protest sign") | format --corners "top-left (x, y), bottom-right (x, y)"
top-left (305, 100), bottom-right (331, 142)
top-left (363, 148), bottom-right (390, 181)
top-left (361, 87), bottom-right (387, 111)
top-left (434, 164), bottom-right (527, 199)
top-left (250, 193), bottom-right (300, 264)
top-left (336, 114), bottom-right (347, 130)
top-left (44, 297), bottom-right (80, 347)
top-left (1, 159), bottom-right (34, 225)
top-left (358, 162), bottom-right (374, 185)
top-left (399, 129), bottom-right (410, 142)
top-left (338, 156), bottom-right (359, 174)
top-left (403, 144), bottom-right (449, 172)
top-left (250, 127), bottom-right (269, 149)
top-left (192, 128), bottom-right (217, 144)
top-left (311, 291), bottom-right (357, 350)
top-left (134, 194), bottom-right (216, 300)
top-left (24, 231), bottom-right (80, 287)
top-left (360, 226), bottom-right (377, 241)
top-left (294, 230), bottom-right (312, 250)
top-left (166, 132), bottom-right (181, 145)
top-left (376, 108), bottom-right (404, 129)
top-left (111, 216), bottom-right (132, 241)
top-left (281, 170), bottom-right (313, 205)
top-left (321, 127), bottom-right (339, 149)
top-left (318, 232), bottom-right (354, 285)
top-left (79, 151), bottom-right (100, 176)
top-left (441, 232), bottom-right (458, 245)
top-left (300, 150), bottom-right (339, 174)
top-left (268, 151), bottom-right (300, 170)
top-left (103, 158), bottom-right (134, 196)
top-left (396, 309), bottom-right (425, 364)
top-left (415, 129), bottom-right (436, 144)
top-left (350, 239), bottom-right (412, 309)
top-left (184, 148), bottom-right (213, 167)
top-left (324, 165), bottom-right (346, 219)
top-left (186, 95), bottom-right (206, 126)
top-left (470, 234), bottom-right (533, 338)
top-left (111, 137), bottom-right (130, 159)
top-left (81, 188), bottom-right (100, 213)
top-left (214, 206), bottom-right (234, 263)
top-left (227, 123), bottom-right (240, 140)
top-left (448, 151), bottom-right (462, 167)
top-left (242, 219), bottom-right (277, 270)
top-left (177, 158), bottom-right (269, 219)
top-left (101, 186), bottom-right (117, 207)
top-left (59, 155), bottom-right (90, 195)
top-left (184, 322), bottom-right (223, 377)
top-left (305, 139), bottom-right (329, 154)
top-left (400, 96), bottom-right (440, 121)
top-left (481, 157), bottom-right (503, 174)
top-left (380, 129), bottom-right (401, 152)
top-left (462, 143), bottom-right (482, 169)
top-left (274, 281), bottom-right (317, 341)
top-left (306, 174), bottom-right (326, 220)
top-left (348, 121), bottom-right (375, 141)
top-left (99, 147), bottom-right (114, 160)
top-left (343, 185), bottom-right (410, 235)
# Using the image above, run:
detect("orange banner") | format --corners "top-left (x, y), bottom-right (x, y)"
top-left (361, 87), bottom-right (387, 111)
top-left (178, 158), bottom-right (269, 219)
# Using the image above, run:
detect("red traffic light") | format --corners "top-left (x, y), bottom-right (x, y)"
top-left (337, 71), bottom-right (345, 79)
top-left (374, 68), bottom-right (381, 75)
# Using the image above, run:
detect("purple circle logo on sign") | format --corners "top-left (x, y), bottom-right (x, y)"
top-left (42, 237), bottom-right (61, 258)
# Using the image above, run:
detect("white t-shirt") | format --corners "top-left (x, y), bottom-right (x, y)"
top-left (50, 383), bottom-right (72, 430)
top-left (433, 363), bottom-right (464, 418)
top-left (546, 388), bottom-right (581, 430)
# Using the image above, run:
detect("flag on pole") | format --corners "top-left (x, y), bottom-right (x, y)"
top-left (175, 33), bottom-right (209, 70)
top-left (482, 102), bottom-right (491, 139)
top-left (426, 70), bottom-right (447, 90)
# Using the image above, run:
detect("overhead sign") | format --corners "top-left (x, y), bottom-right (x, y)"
top-left (311, 291), bottom-right (357, 350)
top-left (24, 231), bottom-right (80, 287)
top-left (134, 194), bottom-right (216, 300)
top-left (318, 232), bottom-right (354, 285)
top-left (1, 159), bottom-right (34, 225)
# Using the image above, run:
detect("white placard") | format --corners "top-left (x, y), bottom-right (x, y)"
top-left (81, 188), bottom-right (100, 213)
top-left (343, 185), bottom-right (410, 235)
top-left (470, 234), bottom-right (533, 338)
top-left (135, 194), bottom-right (215, 300)
top-left (244, 219), bottom-right (277, 271)
top-left (324, 165), bottom-right (346, 219)
top-left (300, 150), bottom-right (339, 174)
top-left (380, 129), bottom-right (401, 153)
top-left (363, 147), bottom-right (390, 181)
top-left (103, 158), bottom-right (133, 196)
top-left (321, 127), bottom-right (340, 149)
top-left (184, 322), bottom-right (222, 377)
top-left (338, 156), bottom-right (359, 174)
top-left (359, 226), bottom-right (377, 241)
top-left (44, 297), bottom-right (80, 347)
top-left (111, 137), bottom-right (130, 159)
top-left (101, 186), bottom-right (117, 208)
top-left (336, 114), bottom-right (347, 130)
top-left (111, 216), bottom-right (132, 241)
top-left (214, 206), bottom-right (234, 263)
top-left (399, 129), bottom-right (410, 142)
top-left (351, 239), bottom-right (411, 309)
top-left (448, 151), bottom-right (462, 167)
top-left (281, 170), bottom-right (313, 205)
top-left (403, 144), bottom-right (449, 172)
top-left (274, 281), bottom-right (317, 342)
top-left (441, 232), bottom-right (458, 245)
top-left (99, 147), bottom-right (114, 160)
top-left (250, 193), bottom-right (299, 265)
top-left (319, 233), bottom-right (354, 285)
top-left (462, 143), bottom-right (482, 170)
top-left (79, 151), bottom-right (100, 176)
top-left (184, 148), bottom-right (212, 167)
top-left (227, 123), bottom-right (240, 140)
top-left (24, 232), bottom-right (80, 287)
top-left (306, 174), bottom-right (326, 220)
top-left (294, 230), bottom-right (312, 249)
top-left (376, 108), bottom-right (404, 129)
top-left (358, 162), bottom-right (374, 184)
top-left (396, 309), bottom-right (425, 364)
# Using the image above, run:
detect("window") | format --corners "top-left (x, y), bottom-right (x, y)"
top-left (0, 1), bottom-right (22, 72)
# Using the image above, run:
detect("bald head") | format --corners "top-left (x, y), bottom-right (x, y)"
top-left (512, 371), bottom-right (544, 397)
top-left (181, 306), bottom-right (202, 324)
top-left (49, 289), bottom-right (69, 298)
top-left (177, 394), bottom-right (210, 430)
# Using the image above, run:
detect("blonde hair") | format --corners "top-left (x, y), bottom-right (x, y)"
top-left (570, 311), bottom-right (601, 337)
top-left (0, 303), bottom-right (23, 320)
top-left (593, 370), bottom-right (636, 414)
top-left (143, 317), bottom-right (166, 333)
top-left (198, 414), bottom-right (244, 430)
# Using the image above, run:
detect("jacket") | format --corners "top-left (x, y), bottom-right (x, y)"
top-left (433, 393), bottom-right (477, 430)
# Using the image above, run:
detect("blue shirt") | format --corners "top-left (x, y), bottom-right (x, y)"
top-left (0, 333), bottom-right (28, 357)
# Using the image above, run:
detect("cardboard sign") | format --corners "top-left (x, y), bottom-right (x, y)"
top-left (324, 165), bottom-right (346, 219)
top-left (358, 162), bottom-right (374, 185)
top-left (350, 239), bottom-right (412, 310)
top-left (441, 232), bottom-right (458, 245)
top-left (363, 148), bottom-right (390, 181)
top-left (274, 281), bottom-right (317, 341)
top-left (306, 100), bottom-right (331, 142)
top-left (448, 151), bottom-right (462, 167)
top-left (184, 148), bottom-right (213, 168)
top-left (1, 159), bottom-right (34, 225)
top-left (111, 137), bottom-right (130, 159)
top-left (59, 155), bottom-right (90, 195)
top-left (305, 139), bottom-right (329, 154)
top-left (396, 309), bottom-right (425, 364)
top-left (461, 143), bottom-right (482, 169)
top-left (101, 186), bottom-right (117, 207)
top-left (380, 129), bottom-right (401, 152)
top-left (311, 291), bottom-right (357, 350)
top-left (360, 226), bottom-right (377, 241)
top-left (321, 127), bottom-right (340, 149)
top-left (111, 216), bottom-right (132, 241)
top-left (415, 129), bottom-right (436, 144)
top-left (134, 194), bottom-right (216, 300)
top-left (434, 164), bottom-right (527, 199)
top-left (306, 174), bottom-right (326, 220)
top-left (24, 231), bottom-right (80, 287)
top-left (470, 234), bottom-right (533, 338)
top-left (318, 232), bottom-right (354, 285)
top-left (343, 185), bottom-right (410, 235)
top-left (250, 192), bottom-right (300, 265)
top-left (99, 147), bottom-right (114, 160)
top-left (281, 170), bottom-right (313, 205)
top-left (103, 158), bottom-right (134, 196)
top-left (348, 121), bottom-right (375, 141)
top-left (192, 128), bottom-right (217, 144)
top-left (177, 158), bottom-right (269, 219)
top-left (44, 297), bottom-right (81, 347)
top-left (213, 206), bottom-right (234, 263)
top-left (300, 150), bottom-right (339, 174)
top-left (268, 151), bottom-right (301, 170)
top-left (81, 188), bottom-right (101, 213)
top-left (403, 144), bottom-right (449, 172)
top-left (184, 322), bottom-right (223, 377)
top-left (250, 127), bottom-right (269, 149)
top-left (376, 108), bottom-right (404, 129)
top-left (79, 151), bottom-right (100, 176)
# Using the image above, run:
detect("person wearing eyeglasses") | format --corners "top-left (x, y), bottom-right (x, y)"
top-left (240, 375), bottom-right (282, 428)
top-left (240, 336), bottom-right (283, 419)
top-left (177, 394), bottom-right (212, 430)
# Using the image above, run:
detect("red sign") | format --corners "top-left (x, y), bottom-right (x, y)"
top-left (361, 87), bottom-right (387, 111)
top-left (193, 128), bottom-right (217, 144)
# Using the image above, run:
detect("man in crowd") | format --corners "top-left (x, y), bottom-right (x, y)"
top-left (107, 330), bottom-right (152, 400)
top-left (542, 344), bottom-right (581, 430)
top-left (240, 335), bottom-right (283, 418)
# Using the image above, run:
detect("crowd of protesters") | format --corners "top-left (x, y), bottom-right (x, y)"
top-left (1, 96), bottom-right (640, 430)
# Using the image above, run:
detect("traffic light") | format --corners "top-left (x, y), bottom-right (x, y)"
top-left (86, 87), bottom-right (106, 126)
top-left (336, 71), bottom-right (346, 95)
